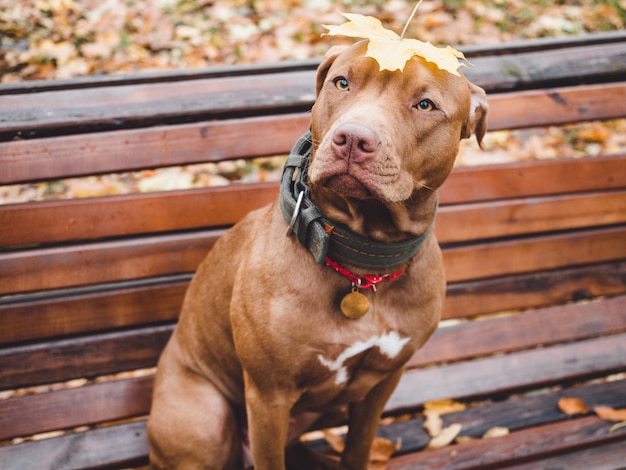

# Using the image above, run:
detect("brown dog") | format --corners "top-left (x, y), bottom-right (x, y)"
top-left (147, 40), bottom-right (487, 469)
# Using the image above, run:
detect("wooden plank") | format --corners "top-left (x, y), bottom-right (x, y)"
top-left (388, 415), bottom-right (626, 470)
top-left (0, 71), bottom-right (316, 140)
top-left (444, 261), bottom-right (626, 319)
top-left (464, 41), bottom-right (626, 90)
top-left (386, 333), bottom-right (626, 412)
top-left (2, 260), bottom-right (623, 347)
top-left (0, 376), bottom-right (153, 441)
top-left (412, 295), bottom-right (626, 369)
top-left (0, 420), bottom-right (149, 470)
top-left (0, 43), bottom-right (624, 140)
top-left (3, 333), bottom-right (622, 441)
top-left (487, 81), bottom-right (626, 131)
top-left (443, 225), bottom-right (626, 283)
top-left (0, 325), bottom-right (172, 389)
top-left (309, 378), bottom-right (626, 456)
top-left (506, 440), bottom-right (626, 470)
top-left (0, 277), bottom-right (186, 345)
top-left (437, 190), bottom-right (626, 244)
top-left (2, 295), bottom-right (624, 391)
top-left (0, 113), bottom-right (310, 185)
top-left (0, 183), bottom-right (280, 247)
top-left (1, 224), bottom-right (624, 296)
top-left (2, 83), bottom-right (625, 185)
top-left (3, 376), bottom-right (624, 470)
top-left (4, 177), bottom-right (625, 249)
top-left (440, 154), bottom-right (626, 205)
top-left (0, 229), bottom-right (222, 295)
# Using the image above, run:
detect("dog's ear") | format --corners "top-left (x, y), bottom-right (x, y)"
top-left (463, 82), bottom-right (489, 148)
top-left (316, 46), bottom-right (349, 95)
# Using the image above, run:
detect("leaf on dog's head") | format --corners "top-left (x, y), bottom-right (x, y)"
top-left (322, 12), bottom-right (468, 76)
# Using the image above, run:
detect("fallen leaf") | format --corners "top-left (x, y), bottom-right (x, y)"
top-left (426, 423), bottom-right (462, 450)
top-left (323, 430), bottom-right (345, 454)
top-left (482, 426), bottom-right (510, 439)
top-left (424, 399), bottom-right (466, 415)
top-left (594, 406), bottom-right (626, 422)
top-left (323, 12), bottom-right (467, 75)
top-left (369, 437), bottom-right (401, 469)
top-left (423, 410), bottom-right (443, 438)
top-left (558, 397), bottom-right (590, 415)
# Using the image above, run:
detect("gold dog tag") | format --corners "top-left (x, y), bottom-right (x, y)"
top-left (340, 288), bottom-right (370, 319)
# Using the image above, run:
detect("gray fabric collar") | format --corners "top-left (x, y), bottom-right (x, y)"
top-left (279, 132), bottom-right (433, 271)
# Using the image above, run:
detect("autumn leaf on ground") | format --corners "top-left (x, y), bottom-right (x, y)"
top-left (369, 437), bottom-right (402, 469)
top-left (558, 397), bottom-right (590, 415)
top-left (322, 12), bottom-right (467, 75)
top-left (323, 430), bottom-right (345, 454)
top-left (594, 406), bottom-right (626, 422)
top-left (482, 426), bottom-right (510, 439)
top-left (424, 399), bottom-right (466, 415)
top-left (426, 423), bottom-right (463, 450)
top-left (423, 410), bottom-right (443, 438)
top-left (322, 431), bottom-right (400, 467)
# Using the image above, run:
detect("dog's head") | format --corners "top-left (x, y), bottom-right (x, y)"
top-left (308, 41), bottom-right (487, 239)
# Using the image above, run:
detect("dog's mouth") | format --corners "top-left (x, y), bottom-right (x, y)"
top-left (324, 173), bottom-right (374, 199)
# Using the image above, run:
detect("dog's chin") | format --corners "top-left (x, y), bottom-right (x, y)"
top-left (324, 174), bottom-right (373, 200)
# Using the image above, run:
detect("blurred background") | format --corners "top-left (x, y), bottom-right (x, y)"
top-left (1, 0), bottom-right (624, 81)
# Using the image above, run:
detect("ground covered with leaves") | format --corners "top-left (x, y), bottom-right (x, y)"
top-left (1, 0), bottom-right (625, 81)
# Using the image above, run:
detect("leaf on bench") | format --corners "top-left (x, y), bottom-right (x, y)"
top-left (594, 406), bottom-right (626, 423)
top-left (558, 397), bottom-right (590, 415)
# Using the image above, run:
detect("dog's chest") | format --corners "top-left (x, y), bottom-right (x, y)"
top-left (295, 330), bottom-right (414, 407)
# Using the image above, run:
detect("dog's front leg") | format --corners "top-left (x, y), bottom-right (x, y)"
top-left (341, 368), bottom-right (404, 469)
top-left (244, 370), bottom-right (298, 470)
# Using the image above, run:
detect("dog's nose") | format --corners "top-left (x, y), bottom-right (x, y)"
top-left (331, 122), bottom-right (380, 162)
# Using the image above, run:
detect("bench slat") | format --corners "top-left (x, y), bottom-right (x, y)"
top-left (0, 325), bottom-right (171, 389)
top-left (0, 277), bottom-right (186, 345)
top-left (2, 331), bottom-right (624, 441)
top-left (444, 260), bottom-right (626, 319)
top-left (0, 114), bottom-right (310, 185)
top-left (388, 415), bottom-right (626, 469)
top-left (0, 376), bottom-right (153, 441)
top-left (411, 295), bottom-right (626, 368)
top-left (1, 184), bottom-right (278, 247)
top-left (4, 177), bottom-right (625, 249)
top-left (2, 261), bottom-right (624, 346)
top-left (1, 42), bottom-right (624, 141)
top-left (505, 440), bottom-right (626, 470)
top-left (437, 190), bottom-right (626, 243)
top-left (2, 378), bottom-right (624, 470)
top-left (0, 71), bottom-right (316, 140)
top-left (444, 225), bottom-right (626, 283)
top-left (442, 154), bottom-right (626, 204)
top-left (0, 421), bottom-right (149, 470)
top-left (369, 379), bottom-right (626, 456)
top-left (3, 153), bottom-right (625, 247)
top-left (1, 224), bottom-right (624, 296)
top-left (487, 81), bottom-right (626, 130)
top-left (387, 333), bottom-right (626, 412)
top-left (2, 82), bottom-right (625, 184)
top-left (1, 294), bottom-right (623, 391)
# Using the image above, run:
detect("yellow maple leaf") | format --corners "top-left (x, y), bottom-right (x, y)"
top-left (323, 12), bottom-right (468, 76)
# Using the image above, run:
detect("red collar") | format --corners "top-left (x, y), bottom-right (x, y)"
top-left (324, 257), bottom-right (407, 291)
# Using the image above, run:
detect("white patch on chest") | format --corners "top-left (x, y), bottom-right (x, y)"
top-left (317, 331), bottom-right (411, 385)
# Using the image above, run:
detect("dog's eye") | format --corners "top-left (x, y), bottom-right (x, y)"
top-left (415, 99), bottom-right (435, 111)
top-left (333, 77), bottom-right (350, 91)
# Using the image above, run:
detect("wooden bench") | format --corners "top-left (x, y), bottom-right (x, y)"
top-left (1, 31), bottom-right (625, 469)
